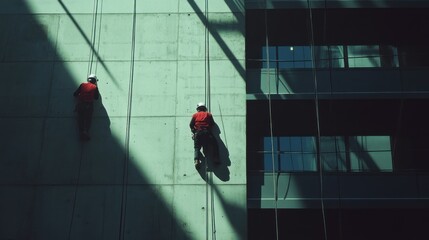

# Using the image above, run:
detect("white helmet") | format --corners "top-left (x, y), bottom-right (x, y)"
top-left (87, 73), bottom-right (98, 83)
top-left (196, 102), bottom-right (206, 110)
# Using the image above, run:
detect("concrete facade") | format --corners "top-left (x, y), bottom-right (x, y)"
top-left (0, 0), bottom-right (246, 239)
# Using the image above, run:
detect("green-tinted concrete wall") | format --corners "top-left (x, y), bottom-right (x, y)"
top-left (0, 0), bottom-right (246, 239)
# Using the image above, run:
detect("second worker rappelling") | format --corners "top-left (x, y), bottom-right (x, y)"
top-left (190, 102), bottom-right (220, 169)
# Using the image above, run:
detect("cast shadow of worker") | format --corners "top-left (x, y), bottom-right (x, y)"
top-left (72, 92), bottom-right (127, 184)
top-left (196, 123), bottom-right (231, 182)
top-left (74, 92), bottom-right (111, 143)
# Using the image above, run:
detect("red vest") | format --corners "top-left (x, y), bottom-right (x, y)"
top-left (77, 82), bottom-right (97, 102)
top-left (192, 111), bottom-right (213, 130)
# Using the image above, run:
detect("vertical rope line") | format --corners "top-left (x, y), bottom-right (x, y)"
top-left (119, 1), bottom-right (137, 239)
top-left (320, 0), bottom-right (343, 237)
top-left (211, 182), bottom-right (217, 240)
top-left (205, 1), bottom-right (211, 110)
top-left (264, 2), bottom-right (279, 240)
top-left (204, 0), bottom-right (210, 237)
top-left (202, 0), bottom-right (217, 239)
top-left (87, 0), bottom-right (99, 75)
top-left (335, 137), bottom-right (344, 239)
top-left (68, 1), bottom-right (99, 237)
top-left (94, 0), bottom-right (104, 75)
top-left (307, 0), bottom-right (328, 239)
top-left (86, 0), bottom-right (95, 75)
top-left (392, 47), bottom-right (405, 172)
top-left (68, 145), bottom-right (85, 240)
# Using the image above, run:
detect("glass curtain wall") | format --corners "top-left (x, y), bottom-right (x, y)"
top-left (246, 6), bottom-right (429, 240)
top-left (246, 8), bottom-right (429, 174)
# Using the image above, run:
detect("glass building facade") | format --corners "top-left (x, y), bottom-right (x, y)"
top-left (246, 5), bottom-right (429, 240)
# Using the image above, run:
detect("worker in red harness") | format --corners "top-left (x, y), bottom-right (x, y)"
top-left (73, 74), bottom-right (100, 141)
top-left (190, 102), bottom-right (219, 168)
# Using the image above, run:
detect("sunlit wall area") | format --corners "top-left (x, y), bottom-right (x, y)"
top-left (0, 0), bottom-right (246, 239)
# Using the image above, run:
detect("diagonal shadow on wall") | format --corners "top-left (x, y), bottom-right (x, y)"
top-left (187, 0), bottom-right (245, 80)
top-left (0, 1), bottom-right (246, 239)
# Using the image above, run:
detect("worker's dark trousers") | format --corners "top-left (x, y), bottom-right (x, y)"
top-left (76, 102), bottom-right (94, 133)
top-left (194, 129), bottom-right (219, 162)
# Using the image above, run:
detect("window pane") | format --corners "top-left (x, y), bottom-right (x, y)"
top-left (264, 137), bottom-right (279, 172)
top-left (350, 136), bottom-right (391, 151)
top-left (302, 153), bottom-right (317, 171)
top-left (259, 45), bottom-right (398, 69)
top-left (280, 154), bottom-right (293, 171)
top-left (290, 153), bottom-right (304, 171)
top-left (349, 136), bottom-right (393, 172)
top-left (273, 137), bottom-right (317, 172)
top-left (264, 136), bottom-right (278, 152)
top-left (279, 137), bottom-right (291, 151)
top-left (290, 137), bottom-right (303, 152)
top-left (320, 137), bottom-right (346, 172)
top-left (322, 152), bottom-right (347, 172)
top-left (264, 153), bottom-right (278, 171)
top-left (278, 46), bottom-right (312, 69)
top-left (301, 136), bottom-right (316, 152)
top-left (314, 46), bottom-right (330, 68)
top-left (330, 45), bottom-right (346, 68)
top-left (320, 136), bottom-right (346, 153)
top-left (364, 136), bottom-right (391, 151)
top-left (262, 135), bottom-right (392, 172)
top-left (348, 45), bottom-right (381, 67)
top-left (262, 46), bottom-right (277, 68)
top-left (367, 151), bottom-right (393, 171)
top-left (297, 46), bottom-right (312, 68)
top-left (277, 46), bottom-right (295, 68)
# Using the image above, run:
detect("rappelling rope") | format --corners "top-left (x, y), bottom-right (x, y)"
top-left (203, 0), bottom-right (217, 239)
top-left (64, 0), bottom-right (112, 238)
top-left (87, 0), bottom-right (100, 76)
top-left (307, 0), bottom-right (328, 239)
top-left (94, 0), bottom-right (104, 75)
top-left (67, 145), bottom-right (85, 240)
top-left (118, 0), bottom-right (137, 239)
top-left (68, 1), bottom-right (100, 239)
top-left (263, 1), bottom-right (280, 239)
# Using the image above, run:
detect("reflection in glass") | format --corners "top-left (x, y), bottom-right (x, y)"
top-left (349, 136), bottom-right (393, 172)
top-left (260, 45), bottom-right (398, 69)
top-left (262, 135), bottom-right (393, 173)
top-left (348, 45), bottom-right (381, 67)
top-left (263, 136), bottom-right (317, 172)
top-left (262, 46), bottom-right (277, 69)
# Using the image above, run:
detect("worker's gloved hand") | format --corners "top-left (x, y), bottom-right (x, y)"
top-left (192, 133), bottom-right (196, 140)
